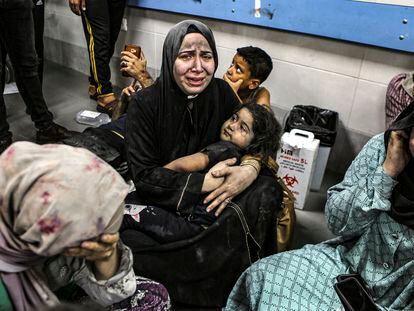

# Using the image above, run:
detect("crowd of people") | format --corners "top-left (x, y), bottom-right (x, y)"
top-left (1, 1), bottom-right (414, 310)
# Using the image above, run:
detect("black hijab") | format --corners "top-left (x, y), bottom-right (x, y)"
top-left (159, 20), bottom-right (218, 90)
top-left (125, 20), bottom-right (239, 209)
top-left (384, 102), bottom-right (414, 228)
top-left (143, 20), bottom-right (236, 162)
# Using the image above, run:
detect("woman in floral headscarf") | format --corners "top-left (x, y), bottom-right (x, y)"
top-left (0, 142), bottom-right (170, 311)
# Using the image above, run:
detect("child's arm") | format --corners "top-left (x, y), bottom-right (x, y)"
top-left (255, 88), bottom-right (271, 109)
top-left (223, 74), bottom-right (243, 103)
top-left (164, 152), bottom-right (209, 172)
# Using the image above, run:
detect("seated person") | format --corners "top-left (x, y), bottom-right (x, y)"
top-left (223, 46), bottom-right (273, 108)
top-left (386, 71), bottom-right (413, 127)
top-left (117, 46), bottom-right (273, 114)
top-left (121, 20), bottom-right (283, 307)
top-left (0, 142), bottom-right (170, 311)
top-left (121, 102), bottom-right (281, 243)
top-left (225, 103), bottom-right (414, 311)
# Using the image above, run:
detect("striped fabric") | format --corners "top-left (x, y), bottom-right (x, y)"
top-left (385, 73), bottom-right (413, 128)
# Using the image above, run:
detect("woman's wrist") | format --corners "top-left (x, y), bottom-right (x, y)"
top-left (93, 243), bottom-right (120, 281)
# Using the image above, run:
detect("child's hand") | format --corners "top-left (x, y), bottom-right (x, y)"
top-left (122, 81), bottom-right (136, 97)
top-left (223, 74), bottom-right (243, 93)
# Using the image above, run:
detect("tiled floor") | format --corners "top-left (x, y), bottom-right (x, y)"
top-left (4, 60), bottom-right (342, 249)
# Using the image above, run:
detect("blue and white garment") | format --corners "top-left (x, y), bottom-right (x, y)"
top-left (226, 134), bottom-right (414, 311)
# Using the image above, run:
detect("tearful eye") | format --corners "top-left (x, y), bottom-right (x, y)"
top-left (178, 53), bottom-right (192, 61)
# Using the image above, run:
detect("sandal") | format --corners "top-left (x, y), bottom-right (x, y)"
top-left (88, 84), bottom-right (98, 100)
top-left (96, 94), bottom-right (118, 117)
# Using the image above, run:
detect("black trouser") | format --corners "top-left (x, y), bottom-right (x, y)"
top-left (0, 0), bottom-right (53, 140)
top-left (81, 0), bottom-right (127, 96)
top-left (32, 0), bottom-right (44, 84)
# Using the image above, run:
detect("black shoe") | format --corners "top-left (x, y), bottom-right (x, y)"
top-left (0, 136), bottom-right (12, 154)
top-left (36, 123), bottom-right (78, 144)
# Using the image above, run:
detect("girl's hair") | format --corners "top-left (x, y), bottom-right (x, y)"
top-left (236, 102), bottom-right (282, 161)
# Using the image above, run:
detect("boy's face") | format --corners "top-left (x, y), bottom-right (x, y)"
top-left (224, 53), bottom-right (260, 91)
top-left (220, 107), bottom-right (254, 149)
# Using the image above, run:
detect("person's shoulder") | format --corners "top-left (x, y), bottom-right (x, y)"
top-left (360, 133), bottom-right (385, 156)
top-left (369, 133), bottom-right (385, 145)
top-left (128, 83), bottom-right (160, 112)
top-left (135, 83), bottom-right (158, 102)
top-left (257, 86), bottom-right (270, 97)
top-left (254, 87), bottom-right (271, 107)
top-left (213, 78), bottom-right (240, 104)
top-left (214, 78), bottom-right (233, 92)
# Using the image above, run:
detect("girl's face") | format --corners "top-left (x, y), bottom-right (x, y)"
top-left (173, 33), bottom-right (215, 95)
top-left (220, 107), bottom-right (254, 149)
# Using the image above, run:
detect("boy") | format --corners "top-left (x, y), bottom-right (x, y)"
top-left (121, 102), bottom-right (282, 242)
top-left (223, 46), bottom-right (273, 108)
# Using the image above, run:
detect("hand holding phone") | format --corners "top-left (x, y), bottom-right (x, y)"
top-left (121, 44), bottom-right (142, 77)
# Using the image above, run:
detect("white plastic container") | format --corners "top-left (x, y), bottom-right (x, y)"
top-left (310, 146), bottom-right (331, 191)
top-left (276, 129), bottom-right (320, 209)
top-left (75, 110), bottom-right (111, 127)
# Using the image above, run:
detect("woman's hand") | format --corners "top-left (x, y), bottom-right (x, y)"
top-left (120, 50), bottom-right (147, 80)
top-left (201, 158), bottom-right (237, 193)
top-left (65, 233), bottom-right (120, 280)
top-left (383, 130), bottom-right (410, 178)
top-left (68, 0), bottom-right (85, 15)
top-left (203, 163), bottom-right (258, 216)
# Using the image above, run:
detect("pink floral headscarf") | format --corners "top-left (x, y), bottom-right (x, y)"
top-left (0, 142), bottom-right (129, 311)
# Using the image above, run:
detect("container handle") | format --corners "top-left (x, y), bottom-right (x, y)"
top-left (289, 129), bottom-right (315, 143)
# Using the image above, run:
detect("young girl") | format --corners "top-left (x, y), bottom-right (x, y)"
top-left (121, 102), bottom-right (281, 242)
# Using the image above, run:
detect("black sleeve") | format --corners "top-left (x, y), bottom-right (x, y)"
top-left (202, 141), bottom-right (243, 170)
top-left (125, 94), bottom-right (205, 212)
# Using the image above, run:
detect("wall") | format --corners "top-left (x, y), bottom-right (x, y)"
top-left (44, 1), bottom-right (414, 173)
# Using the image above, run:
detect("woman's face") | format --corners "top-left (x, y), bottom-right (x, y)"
top-left (173, 33), bottom-right (215, 95)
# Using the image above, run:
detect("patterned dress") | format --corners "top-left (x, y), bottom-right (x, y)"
top-left (226, 134), bottom-right (414, 311)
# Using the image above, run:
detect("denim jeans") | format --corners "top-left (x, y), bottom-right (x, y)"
top-left (0, 0), bottom-right (53, 140)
